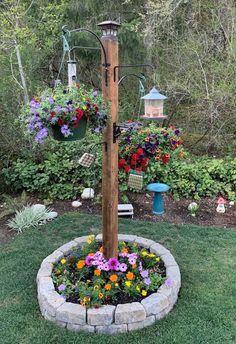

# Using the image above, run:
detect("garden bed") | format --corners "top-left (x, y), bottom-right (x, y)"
top-left (37, 234), bottom-right (181, 334)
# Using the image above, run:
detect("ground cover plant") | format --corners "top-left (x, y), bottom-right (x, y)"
top-left (52, 236), bottom-right (166, 308)
top-left (0, 213), bottom-right (235, 344)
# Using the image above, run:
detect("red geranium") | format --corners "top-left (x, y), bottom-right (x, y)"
top-left (137, 148), bottom-right (144, 155)
top-left (162, 154), bottom-right (170, 164)
top-left (50, 111), bottom-right (56, 117)
top-left (124, 165), bottom-right (131, 173)
top-left (136, 167), bottom-right (142, 172)
top-left (118, 159), bottom-right (126, 168)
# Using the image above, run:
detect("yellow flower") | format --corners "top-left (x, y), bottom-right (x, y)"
top-left (87, 240), bottom-right (92, 244)
top-left (94, 285), bottom-right (99, 290)
top-left (141, 251), bottom-right (148, 257)
top-left (141, 290), bottom-right (147, 296)
top-left (60, 258), bottom-right (66, 264)
top-left (115, 283), bottom-right (119, 287)
top-left (125, 281), bottom-right (131, 287)
top-left (82, 105), bottom-right (87, 110)
top-left (99, 293), bottom-right (103, 299)
top-left (136, 286), bottom-right (141, 292)
top-left (148, 253), bottom-right (156, 258)
top-left (156, 257), bottom-right (160, 262)
top-left (82, 97), bottom-right (86, 101)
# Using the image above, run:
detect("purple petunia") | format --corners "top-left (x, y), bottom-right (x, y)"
top-left (128, 257), bottom-right (136, 265)
top-left (140, 270), bottom-right (149, 278)
top-left (108, 257), bottom-right (119, 270)
top-left (143, 277), bottom-right (151, 286)
top-left (85, 255), bottom-right (93, 266)
top-left (61, 124), bottom-right (72, 137)
top-left (119, 263), bottom-right (128, 272)
top-left (48, 96), bottom-right (54, 104)
top-left (30, 99), bottom-right (41, 108)
top-left (103, 262), bottom-right (110, 271)
top-left (58, 284), bottom-right (66, 292)
top-left (35, 128), bottom-right (48, 144)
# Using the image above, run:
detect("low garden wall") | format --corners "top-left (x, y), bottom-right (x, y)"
top-left (37, 234), bottom-right (181, 334)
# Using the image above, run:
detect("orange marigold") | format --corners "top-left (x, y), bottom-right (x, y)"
top-left (126, 271), bottom-right (134, 280)
top-left (104, 283), bottom-right (112, 290)
top-left (99, 246), bottom-right (103, 253)
top-left (77, 260), bottom-right (85, 269)
top-left (109, 274), bottom-right (118, 282)
top-left (121, 247), bottom-right (129, 253)
top-left (132, 264), bottom-right (137, 269)
top-left (94, 269), bottom-right (101, 276)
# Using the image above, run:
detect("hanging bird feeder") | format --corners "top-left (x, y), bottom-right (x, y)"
top-left (128, 170), bottom-right (144, 191)
top-left (141, 87), bottom-right (167, 120)
top-left (78, 153), bottom-right (95, 167)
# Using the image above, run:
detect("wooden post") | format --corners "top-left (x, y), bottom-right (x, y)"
top-left (98, 21), bottom-right (120, 259)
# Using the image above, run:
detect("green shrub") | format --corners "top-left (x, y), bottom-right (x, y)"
top-left (2, 133), bottom-right (102, 200)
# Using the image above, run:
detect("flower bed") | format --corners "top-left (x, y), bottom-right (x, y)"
top-left (37, 234), bottom-right (181, 334)
top-left (52, 235), bottom-right (166, 308)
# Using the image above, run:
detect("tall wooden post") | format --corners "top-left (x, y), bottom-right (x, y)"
top-left (98, 21), bottom-right (120, 259)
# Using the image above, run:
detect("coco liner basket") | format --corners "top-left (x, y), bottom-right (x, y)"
top-left (51, 117), bottom-right (87, 141)
top-left (37, 234), bottom-right (181, 334)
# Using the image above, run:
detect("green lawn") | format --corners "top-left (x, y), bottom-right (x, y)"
top-left (0, 213), bottom-right (235, 344)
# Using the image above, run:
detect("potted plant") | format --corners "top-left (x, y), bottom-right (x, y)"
top-left (21, 84), bottom-right (108, 143)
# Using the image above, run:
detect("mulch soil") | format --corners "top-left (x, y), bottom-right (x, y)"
top-left (0, 192), bottom-right (235, 246)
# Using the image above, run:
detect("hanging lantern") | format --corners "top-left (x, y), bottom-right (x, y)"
top-left (67, 60), bottom-right (77, 87)
top-left (141, 87), bottom-right (167, 120)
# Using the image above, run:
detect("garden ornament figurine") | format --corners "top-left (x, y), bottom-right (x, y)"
top-left (216, 197), bottom-right (226, 213)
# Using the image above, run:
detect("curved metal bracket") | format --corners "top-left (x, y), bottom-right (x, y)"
top-left (118, 73), bottom-right (146, 85)
top-left (114, 64), bottom-right (154, 82)
top-left (62, 26), bottom-right (110, 86)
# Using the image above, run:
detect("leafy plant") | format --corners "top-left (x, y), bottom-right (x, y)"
top-left (0, 191), bottom-right (29, 220)
top-left (7, 205), bottom-right (53, 234)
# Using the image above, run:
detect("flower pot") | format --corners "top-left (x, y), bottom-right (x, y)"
top-left (51, 117), bottom-right (87, 141)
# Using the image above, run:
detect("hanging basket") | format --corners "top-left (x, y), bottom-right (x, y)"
top-left (128, 170), bottom-right (144, 191)
top-left (51, 117), bottom-right (87, 141)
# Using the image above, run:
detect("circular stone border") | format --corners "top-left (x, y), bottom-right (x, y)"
top-left (37, 234), bottom-right (181, 334)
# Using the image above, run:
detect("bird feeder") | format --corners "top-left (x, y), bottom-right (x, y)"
top-left (128, 170), bottom-right (144, 191)
top-left (67, 60), bottom-right (77, 87)
top-left (141, 87), bottom-right (167, 120)
top-left (78, 153), bottom-right (95, 167)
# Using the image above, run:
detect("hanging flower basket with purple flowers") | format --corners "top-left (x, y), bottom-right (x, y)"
top-left (21, 84), bottom-right (108, 143)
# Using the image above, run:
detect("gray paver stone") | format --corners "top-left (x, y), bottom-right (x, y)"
top-left (58, 240), bottom-right (77, 254)
top-left (74, 236), bottom-right (89, 245)
top-left (134, 237), bottom-right (156, 248)
top-left (44, 291), bottom-right (65, 317)
top-left (118, 234), bottom-right (138, 243)
top-left (67, 323), bottom-right (95, 333)
top-left (56, 302), bottom-right (86, 325)
top-left (96, 324), bottom-right (127, 334)
top-left (141, 292), bottom-right (169, 316)
top-left (87, 305), bottom-right (115, 326)
top-left (150, 243), bottom-right (170, 257)
top-left (36, 262), bottom-right (53, 282)
top-left (115, 302), bottom-right (146, 324)
top-left (42, 250), bottom-right (64, 264)
top-left (161, 253), bottom-right (178, 267)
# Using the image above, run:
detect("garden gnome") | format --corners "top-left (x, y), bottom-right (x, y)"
top-left (216, 197), bottom-right (226, 213)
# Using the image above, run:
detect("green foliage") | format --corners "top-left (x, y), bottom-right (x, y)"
top-left (147, 157), bottom-right (236, 201)
top-left (7, 205), bottom-right (53, 233)
top-left (0, 191), bottom-right (29, 219)
top-left (2, 133), bottom-right (102, 200)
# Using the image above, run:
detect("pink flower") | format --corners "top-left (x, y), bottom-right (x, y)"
top-left (108, 257), bottom-right (119, 270)
top-left (128, 257), bottom-right (136, 265)
top-left (119, 263), bottom-right (128, 272)
top-left (85, 255), bottom-right (94, 266)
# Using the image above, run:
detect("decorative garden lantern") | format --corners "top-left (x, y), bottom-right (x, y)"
top-left (97, 20), bottom-right (120, 37)
top-left (141, 87), bottom-right (167, 120)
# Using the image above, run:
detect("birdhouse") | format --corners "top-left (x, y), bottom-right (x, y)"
top-left (141, 87), bottom-right (167, 120)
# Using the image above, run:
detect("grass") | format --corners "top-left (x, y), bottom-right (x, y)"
top-left (0, 212), bottom-right (236, 344)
